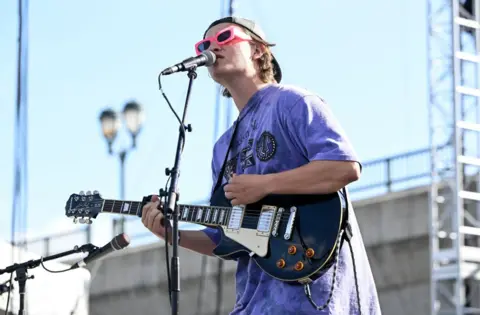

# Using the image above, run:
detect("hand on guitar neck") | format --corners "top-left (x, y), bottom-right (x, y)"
top-left (141, 195), bottom-right (217, 256)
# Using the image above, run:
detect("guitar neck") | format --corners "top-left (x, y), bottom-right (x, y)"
top-left (101, 199), bottom-right (237, 227)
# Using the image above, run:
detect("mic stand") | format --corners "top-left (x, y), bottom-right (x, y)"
top-left (0, 243), bottom-right (96, 315)
top-left (163, 66), bottom-right (197, 315)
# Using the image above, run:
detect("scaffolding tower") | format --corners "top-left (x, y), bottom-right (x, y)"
top-left (429, 0), bottom-right (480, 314)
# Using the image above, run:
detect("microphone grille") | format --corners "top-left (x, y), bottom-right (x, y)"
top-left (202, 51), bottom-right (216, 66)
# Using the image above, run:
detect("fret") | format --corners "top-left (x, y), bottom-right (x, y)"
top-left (196, 207), bottom-right (204, 223)
top-left (205, 207), bottom-right (212, 223)
top-left (200, 206), bottom-right (208, 223)
top-left (188, 206), bottom-right (196, 222)
top-left (224, 207), bottom-right (231, 226)
top-left (212, 208), bottom-right (219, 224)
top-left (181, 206), bottom-right (189, 220)
top-left (219, 208), bottom-right (226, 225)
top-left (136, 202), bottom-right (141, 216)
top-left (103, 200), bottom-right (141, 216)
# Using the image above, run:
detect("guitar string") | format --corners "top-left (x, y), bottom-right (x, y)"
top-left (101, 202), bottom-right (313, 221)
top-left (102, 201), bottom-right (310, 217)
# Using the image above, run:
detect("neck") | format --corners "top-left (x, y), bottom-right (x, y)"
top-left (100, 198), bottom-right (247, 228)
top-left (222, 76), bottom-right (272, 112)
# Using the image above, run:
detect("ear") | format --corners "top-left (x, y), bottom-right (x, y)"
top-left (252, 43), bottom-right (266, 60)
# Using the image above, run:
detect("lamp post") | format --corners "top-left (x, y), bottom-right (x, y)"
top-left (99, 100), bottom-right (144, 235)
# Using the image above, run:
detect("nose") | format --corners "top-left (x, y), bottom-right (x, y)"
top-left (208, 40), bottom-right (220, 51)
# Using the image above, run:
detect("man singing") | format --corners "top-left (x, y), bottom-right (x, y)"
top-left (142, 16), bottom-right (381, 314)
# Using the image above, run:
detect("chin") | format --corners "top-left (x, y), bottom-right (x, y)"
top-left (210, 62), bottom-right (242, 80)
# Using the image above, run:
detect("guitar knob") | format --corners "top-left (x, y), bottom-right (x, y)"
top-left (79, 218), bottom-right (85, 224)
top-left (86, 191), bottom-right (91, 195)
top-left (93, 190), bottom-right (99, 195)
top-left (306, 248), bottom-right (315, 258)
top-left (294, 261), bottom-right (304, 271)
top-left (79, 191), bottom-right (85, 195)
top-left (73, 217), bottom-right (78, 224)
top-left (276, 259), bottom-right (286, 268)
top-left (85, 218), bottom-right (92, 224)
top-left (288, 245), bottom-right (297, 255)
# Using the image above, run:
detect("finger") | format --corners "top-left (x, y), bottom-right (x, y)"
top-left (151, 194), bottom-right (159, 202)
top-left (224, 184), bottom-right (232, 192)
top-left (147, 207), bottom-right (161, 229)
top-left (145, 201), bottom-right (160, 226)
top-left (230, 198), bottom-right (240, 206)
top-left (225, 192), bottom-right (235, 199)
top-left (224, 183), bottom-right (239, 192)
top-left (228, 173), bottom-right (237, 183)
top-left (141, 202), bottom-right (153, 225)
top-left (153, 214), bottom-right (166, 235)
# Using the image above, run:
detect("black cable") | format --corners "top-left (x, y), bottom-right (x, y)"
top-left (4, 274), bottom-right (13, 315)
top-left (40, 257), bottom-right (74, 274)
top-left (303, 188), bottom-right (362, 314)
top-left (162, 175), bottom-right (172, 306)
top-left (158, 73), bottom-right (189, 308)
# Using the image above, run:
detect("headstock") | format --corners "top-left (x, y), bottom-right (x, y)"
top-left (65, 190), bottom-right (104, 224)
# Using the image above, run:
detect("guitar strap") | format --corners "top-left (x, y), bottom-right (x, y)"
top-left (340, 186), bottom-right (352, 244)
top-left (211, 119), bottom-right (242, 198)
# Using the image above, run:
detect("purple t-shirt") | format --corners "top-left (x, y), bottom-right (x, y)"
top-left (203, 84), bottom-right (381, 315)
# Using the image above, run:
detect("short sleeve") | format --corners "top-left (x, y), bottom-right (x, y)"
top-left (210, 154), bottom-right (218, 196)
top-left (202, 227), bottom-right (221, 245)
top-left (282, 95), bottom-right (361, 168)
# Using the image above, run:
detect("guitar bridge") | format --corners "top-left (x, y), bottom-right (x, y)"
top-left (284, 206), bottom-right (297, 240)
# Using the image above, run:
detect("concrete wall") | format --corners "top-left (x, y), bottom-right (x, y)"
top-left (83, 185), bottom-right (433, 315)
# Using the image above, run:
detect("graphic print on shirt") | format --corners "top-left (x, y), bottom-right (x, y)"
top-left (256, 131), bottom-right (277, 162)
top-left (251, 119), bottom-right (258, 131)
top-left (240, 139), bottom-right (256, 170)
top-left (223, 153), bottom-right (239, 181)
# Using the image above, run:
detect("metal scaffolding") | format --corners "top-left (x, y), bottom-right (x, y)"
top-left (429, 0), bottom-right (480, 313)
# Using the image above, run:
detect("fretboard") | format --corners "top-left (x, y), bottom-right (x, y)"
top-left (101, 199), bottom-right (238, 227)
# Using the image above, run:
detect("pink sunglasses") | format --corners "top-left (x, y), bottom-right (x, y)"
top-left (195, 26), bottom-right (252, 55)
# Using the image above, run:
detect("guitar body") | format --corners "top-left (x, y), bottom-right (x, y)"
top-left (210, 186), bottom-right (346, 282)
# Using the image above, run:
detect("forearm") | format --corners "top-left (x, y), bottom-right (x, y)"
top-left (166, 229), bottom-right (217, 257)
top-left (266, 160), bottom-right (360, 195)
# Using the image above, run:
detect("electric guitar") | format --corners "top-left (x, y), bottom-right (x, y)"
top-left (64, 186), bottom-right (347, 283)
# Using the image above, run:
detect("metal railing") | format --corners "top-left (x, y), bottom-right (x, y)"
top-left (13, 145), bottom-right (445, 256)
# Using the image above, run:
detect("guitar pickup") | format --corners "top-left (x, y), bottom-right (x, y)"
top-left (256, 205), bottom-right (277, 237)
top-left (271, 207), bottom-right (284, 237)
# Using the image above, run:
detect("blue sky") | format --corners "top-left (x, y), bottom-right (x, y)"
top-left (0, 1), bottom-right (429, 251)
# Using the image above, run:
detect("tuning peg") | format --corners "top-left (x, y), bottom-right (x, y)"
top-left (85, 218), bottom-right (92, 224)
top-left (73, 217), bottom-right (78, 224)
top-left (79, 191), bottom-right (85, 196)
top-left (79, 218), bottom-right (85, 224)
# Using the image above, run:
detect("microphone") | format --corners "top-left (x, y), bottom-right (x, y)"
top-left (161, 51), bottom-right (216, 76)
top-left (71, 233), bottom-right (130, 269)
